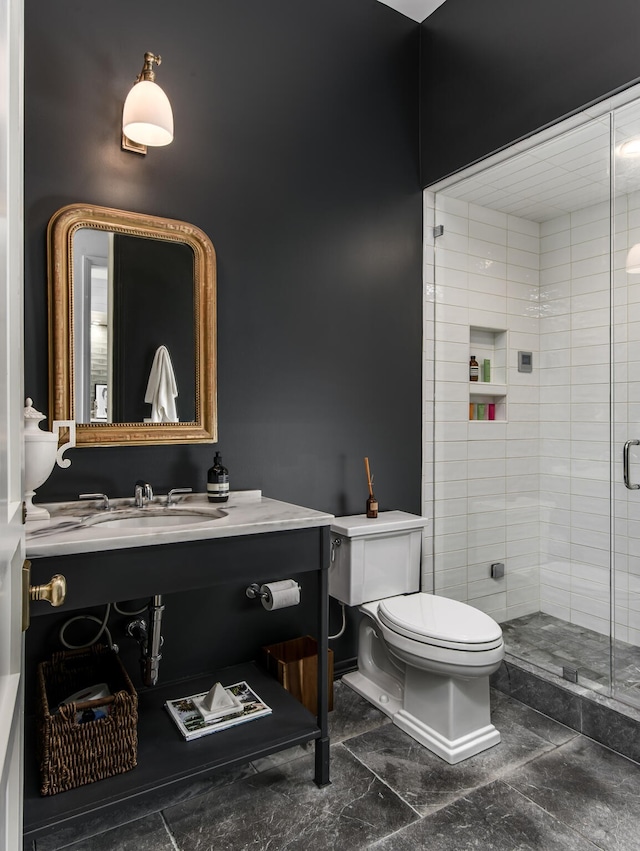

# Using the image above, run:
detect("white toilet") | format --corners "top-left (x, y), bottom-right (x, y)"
top-left (330, 511), bottom-right (504, 764)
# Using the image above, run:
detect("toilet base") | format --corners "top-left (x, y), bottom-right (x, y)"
top-left (341, 669), bottom-right (403, 718)
top-left (343, 668), bottom-right (501, 764)
top-left (394, 709), bottom-right (500, 764)
top-left (399, 666), bottom-right (501, 763)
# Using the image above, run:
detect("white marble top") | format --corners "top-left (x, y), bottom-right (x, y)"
top-left (26, 491), bottom-right (334, 558)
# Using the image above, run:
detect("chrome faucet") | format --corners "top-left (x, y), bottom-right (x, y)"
top-left (166, 487), bottom-right (192, 506)
top-left (134, 480), bottom-right (154, 508)
top-left (79, 492), bottom-right (111, 511)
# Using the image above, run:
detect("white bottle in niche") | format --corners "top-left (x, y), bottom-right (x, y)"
top-left (23, 398), bottom-right (75, 521)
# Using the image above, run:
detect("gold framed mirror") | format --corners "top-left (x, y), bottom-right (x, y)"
top-left (48, 203), bottom-right (217, 446)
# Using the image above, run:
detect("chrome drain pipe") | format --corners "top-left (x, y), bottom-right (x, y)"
top-left (127, 594), bottom-right (165, 686)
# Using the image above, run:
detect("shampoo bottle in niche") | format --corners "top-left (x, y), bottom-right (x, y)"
top-left (469, 355), bottom-right (479, 381)
top-left (207, 451), bottom-right (229, 503)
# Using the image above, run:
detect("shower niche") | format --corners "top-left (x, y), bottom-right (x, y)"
top-left (469, 326), bottom-right (507, 421)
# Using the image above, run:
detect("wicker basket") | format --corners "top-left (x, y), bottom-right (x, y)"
top-left (36, 644), bottom-right (138, 796)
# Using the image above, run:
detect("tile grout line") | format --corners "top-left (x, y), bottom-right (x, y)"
top-left (339, 743), bottom-right (424, 818)
top-left (159, 811), bottom-right (181, 851)
top-left (500, 774), bottom-right (606, 851)
top-left (343, 716), bottom-right (581, 824)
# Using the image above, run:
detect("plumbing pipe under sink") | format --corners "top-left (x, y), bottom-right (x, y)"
top-left (127, 595), bottom-right (164, 686)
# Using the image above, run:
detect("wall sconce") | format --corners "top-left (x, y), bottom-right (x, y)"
top-left (122, 52), bottom-right (174, 155)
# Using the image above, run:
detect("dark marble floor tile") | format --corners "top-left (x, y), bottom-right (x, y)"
top-left (35, 813), bottom-right (175, 851)
top-left (367, 779), bottom-right (600, 851)
top-left (329, 679), bottom-right (392, 743)
top-left (32, 764), bottom-right (255, 851)
top-left (490, 690), bottom-right (577, 747)
top-left (491, 660), bottom-right (583, 730)
top-left (343, 692), bottom-right (570, 816)
top-left (164, 744), bottom-right (418, 851)
top-left (506, 736), bottom-right (640, 851)
top-left (251, 681), bottom-right (390, 772)
top-left (580, 698), bottom-right (640, 763)
top-left (250, 741), bottom-right (314, 772)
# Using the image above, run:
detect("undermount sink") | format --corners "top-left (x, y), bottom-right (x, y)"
top-left (89, 507), bottom-right (227, 529)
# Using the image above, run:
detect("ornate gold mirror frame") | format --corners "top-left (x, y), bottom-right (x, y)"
top-left (48, 203), bottom-right (217, 446)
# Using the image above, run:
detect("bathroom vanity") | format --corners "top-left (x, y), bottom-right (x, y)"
top-left (23, 491), bottom-right (333, 846)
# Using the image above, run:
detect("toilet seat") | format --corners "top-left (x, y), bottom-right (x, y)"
top-left (377, 594), bottom-right (503, 652)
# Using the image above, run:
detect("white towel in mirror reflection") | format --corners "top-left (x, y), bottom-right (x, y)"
top-left (144, 345), bottom-right (179, 422)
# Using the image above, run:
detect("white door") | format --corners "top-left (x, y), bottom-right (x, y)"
top-left (0, 0), bottom-right (25, 847)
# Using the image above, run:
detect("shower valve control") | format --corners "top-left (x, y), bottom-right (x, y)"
top-left (490, 562), bottom-right (505, 580)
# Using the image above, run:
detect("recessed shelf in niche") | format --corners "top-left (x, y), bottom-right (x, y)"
top-left (470, 383), bottom-right (506, 397)
top-left (469, 326), bottom-right (507, 422)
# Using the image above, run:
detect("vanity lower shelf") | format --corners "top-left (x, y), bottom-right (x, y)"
top-left (23, 661), bottom-right (323, 844)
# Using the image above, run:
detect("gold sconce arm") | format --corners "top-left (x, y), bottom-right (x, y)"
top-left (137, 52), bottom-right (161, 82)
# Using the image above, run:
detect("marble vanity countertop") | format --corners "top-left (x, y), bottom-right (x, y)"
top-left (25, 491), bottom-right (334, 558)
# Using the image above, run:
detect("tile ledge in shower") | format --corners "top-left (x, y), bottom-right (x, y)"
top-left (492, 654), bottom-right (640, 764)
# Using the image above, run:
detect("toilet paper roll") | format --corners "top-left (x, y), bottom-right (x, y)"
top-left (260, 579), bottom-right (300, 611)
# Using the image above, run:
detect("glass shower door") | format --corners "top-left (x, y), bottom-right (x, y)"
top-left (613, 98), bottom-right (640, 707)
top-left (428, 108), bottom-right (616, 695)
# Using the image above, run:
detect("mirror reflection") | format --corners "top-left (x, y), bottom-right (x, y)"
top-left (48, 203), bottom-right (217, 447)
top-left (73, 229), bottom-right (195, 424)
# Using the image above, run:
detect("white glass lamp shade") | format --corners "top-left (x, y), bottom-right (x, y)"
top-left (626, 243), bottom-right (640, 274)
top-left (123, 79), bottom-right (174, 147)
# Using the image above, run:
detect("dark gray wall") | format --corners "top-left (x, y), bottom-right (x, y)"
top-left (25, 1), bottom-right (422, 519)
top-left (25, 1), bottom-right (421, 671)
top-left (420, 0), bottom-right (640, 186)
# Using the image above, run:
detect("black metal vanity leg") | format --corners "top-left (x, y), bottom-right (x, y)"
top-left (314, 526), bottom-right (331, 787)
top-left (314, 736), bottom-right (330, 787)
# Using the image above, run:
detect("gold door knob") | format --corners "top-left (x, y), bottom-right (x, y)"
top-left (23, 561), bottom-right (68, 631)
top-left (30, 573), bottom-right (67, 607)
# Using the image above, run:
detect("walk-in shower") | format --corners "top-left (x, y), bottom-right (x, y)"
top-left (423, 84), bottom-right (640, 711)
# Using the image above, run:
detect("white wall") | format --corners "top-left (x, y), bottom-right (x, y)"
top-left (424, 188), bottom-right (640, 646)
top-left (538, 203), bottom-right (611, 637)
top-left (423, 191), bottom-right (540, 623)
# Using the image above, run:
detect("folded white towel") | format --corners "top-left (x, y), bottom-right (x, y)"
top-left (144, 345), bottom-right (178, 422)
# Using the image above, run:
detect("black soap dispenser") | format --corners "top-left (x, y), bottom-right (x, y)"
top-left (207, 451), bottom-right (229, 503)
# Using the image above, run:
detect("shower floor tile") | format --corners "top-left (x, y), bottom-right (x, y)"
top-left (501, 611), bottom-right (640, 701)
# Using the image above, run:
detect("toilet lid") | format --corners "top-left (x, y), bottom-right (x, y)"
top-left (378, 594), bottom-right (503, 650)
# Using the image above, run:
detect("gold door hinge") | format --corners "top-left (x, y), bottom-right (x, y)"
top-left (22, 560), bottom-right (30, 632)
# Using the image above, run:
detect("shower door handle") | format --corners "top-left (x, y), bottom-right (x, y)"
top-left (624, 440), bottom-right (640, 489)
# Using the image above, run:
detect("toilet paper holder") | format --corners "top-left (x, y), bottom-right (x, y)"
top-left (245, 580), bottom-right (301, 610)
top-left (245, 583), bottom-right (269, 600)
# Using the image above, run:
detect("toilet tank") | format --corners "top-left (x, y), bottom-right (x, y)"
top-left (329, 511), bottom-right (428, 606)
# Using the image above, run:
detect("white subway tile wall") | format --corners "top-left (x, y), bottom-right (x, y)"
top-left (422, 188), bottom-right (633, 641)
